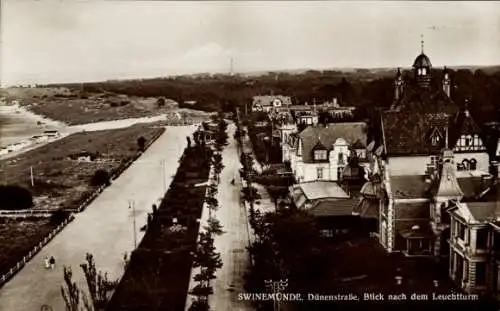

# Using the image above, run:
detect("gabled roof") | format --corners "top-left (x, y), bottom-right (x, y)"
top-left (381, 111), bottom-right (451, 156)
top-left (448, 108), bottom-right (484, 148)
top-left (298, 123), bottom-right (368, 163)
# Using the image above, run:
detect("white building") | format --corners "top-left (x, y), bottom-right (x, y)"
top-left (283, 122), bottom-right (369, 183)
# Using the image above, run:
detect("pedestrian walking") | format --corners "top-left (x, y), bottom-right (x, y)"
top-left (49, 256), bottom-right (55, 269)
top-left (44, 256), bottom-right (50, 269)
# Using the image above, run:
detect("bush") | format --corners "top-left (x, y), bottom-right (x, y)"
top-left (137, 136), bottom-right (146, 151)
top-left (0, 185), bottom-right (34, 210)
top-left (50, 209), bottom-right (70, 225)
top-left (90, 169), bottom-right (111, 187)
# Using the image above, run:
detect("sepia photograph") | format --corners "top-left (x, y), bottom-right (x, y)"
top-left (0, 1), bottom-right (500, 310)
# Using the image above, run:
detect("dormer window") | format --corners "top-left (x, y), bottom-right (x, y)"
top-left (314, 150), bottom-right (328, 161)
top-left (431, 135), bottom-right (439, 146)
top-left (338, 152), bottom-right (345, 165)
top-left (465, 136), bottom-right (472, 146)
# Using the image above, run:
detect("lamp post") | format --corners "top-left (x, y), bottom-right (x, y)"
top-left (128, 200), bottom-right (137, 248)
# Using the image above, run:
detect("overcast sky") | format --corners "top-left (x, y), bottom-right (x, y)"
top-left (1, 1), bottom-right (499, 86)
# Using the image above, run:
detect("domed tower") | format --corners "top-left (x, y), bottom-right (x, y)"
top-left (394, 67), bottom-right (405, 101)
top-left (413, 37), bottom-right (432, 88)
top-left (442, 66), bottom-right (451, 98)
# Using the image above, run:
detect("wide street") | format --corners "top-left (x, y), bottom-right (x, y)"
top-left (0, 125), bottom-right (197, 311)
top-left (210, 123), bottom-right (253, 311)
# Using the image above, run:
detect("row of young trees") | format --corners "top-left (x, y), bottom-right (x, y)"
top-left (188, 112), bottom-right (229, 311)
top-left (234, 118), bottom-right (333, 311)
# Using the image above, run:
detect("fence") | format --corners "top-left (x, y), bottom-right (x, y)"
top-left (0, 215), bottom-right (75, 287)
top-left (0, 125), bottom-right (169, 287)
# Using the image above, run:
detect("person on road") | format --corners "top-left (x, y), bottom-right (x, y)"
top-left (49, 256), bottom-right (55, 269)
top-left (44, 256), bottom-right (50, 269)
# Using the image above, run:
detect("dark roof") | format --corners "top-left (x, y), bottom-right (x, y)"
top-left (457, 177), bottom-right (483, 200)
top-left (413, 53), bottom-right (432, 68)
top-left (308, 197), bottom-right (360, 217)
top-left (466, 202), bottom-right (500, 222)
top-left (390, 175), bottom-right (431, 199)
top-left (390, 80), bottom-right (457, 112)
top-left (354, 198), bottom-right (379, 219)
top-left (448, 109), bottom-right (484, 148)
top-left (298, 123), bottom-right (368, 163)
top-left (381, 111), bottom-right (451, 156)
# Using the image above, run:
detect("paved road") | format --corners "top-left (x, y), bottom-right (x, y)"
top-left (0, 125), bottom-right (197, 311)
top-left (210, 123), bottom-right (253, 311)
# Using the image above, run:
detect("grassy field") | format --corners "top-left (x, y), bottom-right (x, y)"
top-left (0, 87), bottom-right (211, 125)
top-left (0, 217), bottom-right (60, 277)
top-left (0, 124), bottom-right (165, 210)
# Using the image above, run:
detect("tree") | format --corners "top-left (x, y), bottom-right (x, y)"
top-left (245, 209), bottom-right (331, 311)
top-left (90, 169), bottom-right (110, 187)
top-left (204, 217), bottom-right (225, 236)
top-left (137, 136), bottom-right (146, 152)
top-left (61, 253), bottom-right (117, 311)
top-left (0, 185), bottom-right (33, 210)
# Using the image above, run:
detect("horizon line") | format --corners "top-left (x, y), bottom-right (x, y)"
top-left (2, 63), bottom-right (499, 88)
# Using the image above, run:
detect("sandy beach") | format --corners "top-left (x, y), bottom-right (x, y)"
top-left (0, 101), bottom-right (67, 148)
top-left (0, 101), bottom-right (185, 160)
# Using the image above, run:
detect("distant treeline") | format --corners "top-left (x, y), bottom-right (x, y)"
top-left (43, 67), bottom-right (500, 123)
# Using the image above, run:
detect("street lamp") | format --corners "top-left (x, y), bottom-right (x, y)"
top-left (128, 200), bottom-right (137, 248)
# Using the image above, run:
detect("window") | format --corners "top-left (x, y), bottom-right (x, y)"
top-left (476, 262), bottom-right (486, 286)
top-left (477, 229), bottom-right (488, 249)
top-left (430, 156), bottom-right (438, 167)
top-left (337, 166), bottom-right (344, 180)
top-left (465, 136), bottom-right (472, 146)
top-left (418, 68), bottom-right (422, 75)
top-left (462, 159), bottom-right (470, 170)
top-left (422, 68), bottom-right (427, 75)
top-left (338, 152), bottom-right (345, 165)
top-left (321, 229), bottom-right (334, 238)
top-left (469, 158), bottom-right (477, 170)
top-left (314, 150), bottom-right (327, 161)
top-left (317, 167), bottom-right (324, 180)
top-left (457, 222), bottom-right (466, 240)
top-left (431, 135), bottom-right (439, 146)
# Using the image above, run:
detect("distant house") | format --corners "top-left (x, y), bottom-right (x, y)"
top-left (283, 122), bottom-right (369, 183)
top-left (289, 181), bottom-right (363, 238)
top-left (184, 100), bottom-right (197, 106)
top-left (251, 95), bottom-right (292, 113)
